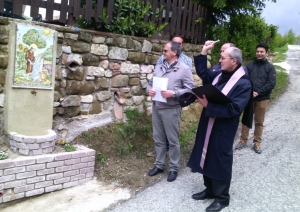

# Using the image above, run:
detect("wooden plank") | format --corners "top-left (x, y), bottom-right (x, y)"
top-left (73, 0), bottom-right (81, 18)
top-left (175, 0), bottom-right (183, 36)
top-left (151, 0), bottom-right (157, 22)
top-left (84, 0), bottom-right (92, 21)
top-left (158, 0), bottom-right (165, 26)
top-left (67, 0), bottom-right (76, 26)
top-left (185, 1), bottom-right (193, 37)
top-left (13, 0), bottom-right (23, 16)
top-left (169, 0), bottom-right (178, 35)
top-left (143, 0), bottom-right (150, 23)
top-left (0, 1), bottom-right (4, 13)
top-left (46, 0), bottom-right (54, 20)
top-left (95, 0), bottom-right (104, 22)
top-left (180, 0), bottom-right (189, 38)
top-left (107, 0), bottom-right (114, 23)
top-left (200, 7), bottom-right (207, 43)
top-left (162, 0), bottom-right (171, 36)
top-left (29, 0), bottom-right (39, 19)
top-left (194, 5), bottom-right (201, 43)
top-left (190, 2), bottom-right (197, 40)
top-left (59, 0), bottom-right (68, 23)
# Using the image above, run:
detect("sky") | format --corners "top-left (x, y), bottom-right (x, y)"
top-left (261, 0), bottom-right (300, 36)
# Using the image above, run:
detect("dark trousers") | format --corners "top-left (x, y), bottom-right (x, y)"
top-left (203, 175), bottom-right (231, 205)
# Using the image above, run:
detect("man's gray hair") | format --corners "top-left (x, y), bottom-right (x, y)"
top-left (228, 47), bottom-right (242, 64)
top-left (169, 41), bottom-right (182, 56)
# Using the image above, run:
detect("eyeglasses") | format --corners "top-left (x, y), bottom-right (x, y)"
top-left (220, 57), bottom-right (232, 60)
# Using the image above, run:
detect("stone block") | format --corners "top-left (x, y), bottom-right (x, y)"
top-left (23, 137), bottom-right (37, 144)
top-left (64, 169), bottom-right (79, 177)
top-left (14, 184), bottom-right (35, 193)
top-left (54, 152), bottom-right (72, 161)
top-left (47, 161), bottom-right (64, 168)
top-left (26, 164), bottom-right (46, 171)
top-left (36, 137), bottom-right (46, 143)
top-left (25, 188), bottom-right (44, 197)
top-left (19, 148), bottom-right (30, 155)
top-left (54, 177), bottom-right (70, 185)
top-left (4, 167), bottom-right (25, 175)
top-left (41, 142), bottom-right (51, 148)
top-left (32, 149), bottom-right (43, 155)
top-left (9, 140), bottom-right (16, 147)
top-left (64, 158), bottom-right (80, 165)
top-left (37, 168), bottom-right (55, 176)
top-left (36, 155), bottom-right (54, 163)
top-left (80, 167), bottom-right (94, 174)
top-left (28, 143), bottom-right (40, 150)
top-left (4, 179), bottom-right (26, 189)
top-left (27, 176), bottom-right (46, 184)
top-left (0, 174), bottom-right (15, 183)
top-left (14, 158), bottom-right (35, 166)
top-left (46, 173), bottom-right (63, 180)
top-left (16, 171), bottom-right (36, 179)
top-left (72, 163), bottom-right (87, 169)
top-left (88, 161), bottom-right (95, 167)
top-left (72, 151), bottom-right (87, 159)
top-left (71, 174), bottom-right (85, 181)
top-left (63, 180), bottom-right (78, 188)
top-left (35, 181), bottom-right (53, 189)
top-left (13, 134), bottom-right (24, 142)
top-left (56, 165), bottom-right (72, 172)
top-left (79, 177), bottom-right (93, 185)
top-left (45, 184), bottom-right (62, 193)
top-left (3, 192), bottom-right (25, 202)
top-left (81, 156), bottom-right (95, 163)
top-left (0, 159), bottom-right (14, 169)
top-left (86, 172), bottom-right (94, 178)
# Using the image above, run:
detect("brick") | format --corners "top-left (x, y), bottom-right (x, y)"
top-left (19, 148), bottom-right (30, 155)
top-left (54, 177), bottom-right (70, 184)
top-left (56, 166), bottom-right (72, 172)
top-left (0, 170), bottom-right (3, 176)
top-left (0, 183), bottom-right (3, 190)
top-left (0, 159), bottom-right (14, 169)
top-left (0, 196), bottom-right (2, 203)
top-left (80, 167), bottom-right (94, 174)
top-left (14, 184), bottom-right (35, 193)
top-left (47, 161), bottom-right (64, 168)
top-left (10, 146), bottom-right (17, 153)
top-left (9, 140), bottom-right (16, 147)
top-left (72, 163), bottom-right (87, 169)
top-left (36, 155), bottom-right (54, 163)
top-left (23, 137), bottom-right (37, 144)
top-left (54, 152), bottom-right (72, 161)
top-left (4, 179), bottom-right (26, 189)
top-left (32, 149), bottom-right (43, 155)
top-left (80, 156), bottom-right (95, 163)
top-left (25, 188), bottom-right (44, 197)
top-left (71, 174), bottom-right (85, 181)
top-left (46, 173), bottom-right (63, 180)
top-left (16, 171), bottom-right (36, 179)
top-left (9, 132), bottom-right (17, 139)
top-left (43, 147), bottom-right (54, 154)
top-left (41, 142), bottom-right (51, 148)
top-left (72, 150), bottom-right (87, 158)
top-left (28, 143), bottom-right (40, 150)
top-left (45, 184), bottom-right (62, 193)
top-left (79, 177), bottom-right (93, 185)
top-left (87, 149), bottom-right (96, 156)
top-left (37, 168), bottom-right (54, 176)
top-left (86, 172), bottom-right (94, 178)
top-left (63, 180), bottom-right (78, 188)
top-left (65, 158), bottom-right (80, 165)
top-left (16, 142), bottom-right (28, 149)
top-left (4, 167), bottom-right (25, 175)
top-left (64, 169), bottom-right (79, 177)
top-left (3, 192), bottom-right (25, 202)
top-left (88, 161), bottom-right (95, 167)
top-left (36, 137), bottom-right (46, 143)
top-left (27, 164), bottom-right (45, 171)
top-left (14, 158), bottom-right (35, 166)
top-left (35, 181), bottom-right (53, 189)
top-left (0, 174), bottom-right (15, 183)
top-left (13, 134), bottom-right (24, 142)
top-left (27, 176), bottom-right (45, 184)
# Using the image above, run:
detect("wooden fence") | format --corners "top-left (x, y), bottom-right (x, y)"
top-left (0, 0), bottom-right (207, 43)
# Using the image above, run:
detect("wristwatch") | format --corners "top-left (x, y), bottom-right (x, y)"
top-left (172, 91), bottom-right (176, 98)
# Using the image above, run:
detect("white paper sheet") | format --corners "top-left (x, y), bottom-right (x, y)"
top-left (152, 77), bottom-right (168, 102)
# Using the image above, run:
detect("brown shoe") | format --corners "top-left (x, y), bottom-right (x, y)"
top-left (147, 150), bottom-right (156, 157)
top-left (235, 139), bottom-right (247, 150)
top-left (253, 142), bottom-right (262, 154)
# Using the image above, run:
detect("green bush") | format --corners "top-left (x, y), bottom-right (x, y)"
top-left (76, 0), bottom-right (168, 37)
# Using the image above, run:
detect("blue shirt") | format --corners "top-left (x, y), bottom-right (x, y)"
top-left (156, 53), bottom-right (193, 70)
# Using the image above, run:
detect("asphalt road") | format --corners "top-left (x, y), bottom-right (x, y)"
top-left (108, 45), bottom-right (300, 212)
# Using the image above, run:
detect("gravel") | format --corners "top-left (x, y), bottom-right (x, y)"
top-left (108, 45), bottom-right (300, 212)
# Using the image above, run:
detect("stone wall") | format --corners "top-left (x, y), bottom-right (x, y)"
top-left (0, 147), bottom-right (95, 203)
top-left (0, 16), bottom-right (203, 144)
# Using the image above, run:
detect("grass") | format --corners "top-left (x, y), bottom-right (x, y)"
top-left (270, 70), bottom-right (289, 102)
top-left (272, 44), bottom-right (288, 63)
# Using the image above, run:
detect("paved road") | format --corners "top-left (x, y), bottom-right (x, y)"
top-left (108, 45), bottom-right (300, 212)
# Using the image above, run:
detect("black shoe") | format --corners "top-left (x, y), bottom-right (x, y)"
top-left (192, 191), bottom-right (214, 200)
top-left (191, 168), bottom-right (197, 173)
top-left (167, 171), bottom-right (178, 182)
top-left (148, 167), bottom-right (164, 176)
top-left (206, 202), bottom-right (228, 212)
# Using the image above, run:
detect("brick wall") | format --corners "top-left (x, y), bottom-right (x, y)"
top-left (0, 147), bottom-right (95, 203)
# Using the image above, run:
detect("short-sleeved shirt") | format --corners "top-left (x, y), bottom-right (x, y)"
top-left (156, 53), bottom-right (193, 70)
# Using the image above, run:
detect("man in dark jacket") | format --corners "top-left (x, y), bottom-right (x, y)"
top-left (187, 41), bottom-right (252, 212)
top-left (235, 43), bottom-right (276, 154)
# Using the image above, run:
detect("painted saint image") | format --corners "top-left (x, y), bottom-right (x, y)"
top-left (14, 24), bottom-right (55, 88)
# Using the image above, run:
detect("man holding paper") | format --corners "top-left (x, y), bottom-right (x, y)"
top-left (146, 41), bottom-right (194, 182)
top-left (187, 41), bottom-right (252, 211)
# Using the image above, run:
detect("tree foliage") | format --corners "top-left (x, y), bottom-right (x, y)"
top-left (76, 0), bottom-right (167, 37)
